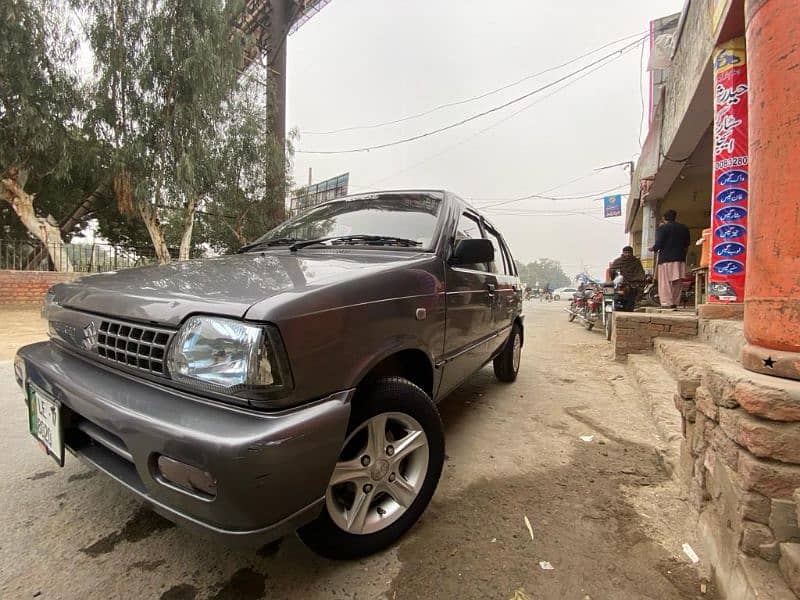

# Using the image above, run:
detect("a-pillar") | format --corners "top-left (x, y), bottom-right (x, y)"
top-left (741, 0), bottom-right (800, 380)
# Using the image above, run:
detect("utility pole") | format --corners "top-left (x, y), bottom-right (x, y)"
top-left (595, 160), bottom-right (634, 186)
top-left (267, 0), bottom-right (290, 155)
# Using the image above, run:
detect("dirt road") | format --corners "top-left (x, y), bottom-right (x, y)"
top-left (0, 306), bottom-right (46, 360)
top-left (0, 301), bottom-right (715, 599)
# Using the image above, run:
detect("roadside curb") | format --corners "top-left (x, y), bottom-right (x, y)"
top-left (626, 354), bottom-right (684, 478)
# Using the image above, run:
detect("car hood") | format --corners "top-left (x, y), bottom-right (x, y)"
top-left (52, 251), bottom-right (429, 327)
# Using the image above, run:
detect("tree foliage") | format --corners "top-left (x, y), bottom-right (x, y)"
top-left (81, 0), bottom-right (289, 261)
top-left (0, 0), bottom-right (95, 269)
top-left (1, 0), bottom-right (293, 266)
top-left (515, 258), bottom-right (571, 289)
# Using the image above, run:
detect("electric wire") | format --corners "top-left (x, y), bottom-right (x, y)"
top-left (351, 42), bottom-right (642, 192)
top-left (297, 36), bottom-right (648, 155)
top-left (302, 30), bottom-right (648, 136)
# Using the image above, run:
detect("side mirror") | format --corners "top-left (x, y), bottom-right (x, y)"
top-left (449, 238), bottom-right (494, 266)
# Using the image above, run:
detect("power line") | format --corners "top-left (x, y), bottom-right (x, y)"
top-left (302, 30), bottom-right (647, 136)
top-left (350, 43), bottom-right (641, 192)
top-left (471, 184), bottom-right (629, 204)
top-left (297, 37), bottom-right (648, 155)
top-left (472, 172), bottom-right (604, 210)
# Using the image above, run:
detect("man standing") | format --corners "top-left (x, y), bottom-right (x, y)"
top-left (609, 246), bottom-right (646, 311)
top-left (650, 209), bottom-right (691, 309)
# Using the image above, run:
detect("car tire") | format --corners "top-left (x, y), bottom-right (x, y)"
top-left (493, 324), bottom-right (522, 383)
top-left (554, 294), bottom-right (560, 300)
top-left (297, 377), bottom-right (444, 560)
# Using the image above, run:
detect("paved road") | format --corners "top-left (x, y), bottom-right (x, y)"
top-left (0, 303), bottom-right (715, 599)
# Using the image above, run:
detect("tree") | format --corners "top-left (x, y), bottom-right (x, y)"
top-left (195, 91), bottom-right (293, 254)
top-left (0, 0), bottom-right (87, 271)
top-left (516, 258), bottom-right (571, 289)
top-left (82, 0), bottom-right (255, 263)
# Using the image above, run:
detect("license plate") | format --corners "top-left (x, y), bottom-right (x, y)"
top-left (27, 385), bottom-right (64, 467)
top-left (605, 304), bottom-right (613, 312)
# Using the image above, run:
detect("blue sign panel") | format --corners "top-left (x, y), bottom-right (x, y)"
top-left (713, 260), bottom-right (745, 275)
top-left (603, 194), bottom-right (622, 218)
top-left (716, 206), bottom-right (748, 222)
top-left (716, 188), bottom-right (748, 204)
top-left (713, 242), bottom-right (746, 257)
top-left (717, 169), bottom-right (748, 186)
top-left (715, 224), bottom-right (747, 240)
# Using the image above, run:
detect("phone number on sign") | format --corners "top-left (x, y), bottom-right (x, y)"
top-left (715, 155), bottom-right (748, 170)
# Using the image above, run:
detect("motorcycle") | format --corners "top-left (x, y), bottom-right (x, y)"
top-left (601, 273), bottom-right (633, 340)
top-left (642, 275), bottom-right (695, 308)
top-left (567, 285), bottom-right (602, 329)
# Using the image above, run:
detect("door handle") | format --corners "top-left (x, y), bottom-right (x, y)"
top-left (486, 283), bottom-right (496, 295)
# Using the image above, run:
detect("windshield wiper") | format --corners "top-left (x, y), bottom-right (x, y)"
top-left (237, 238), bottom-right (303, 253)
top-left (289, 235), bottom-right (423, 252)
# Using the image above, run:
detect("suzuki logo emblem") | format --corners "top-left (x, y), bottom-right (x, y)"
top-left (81, 322), bottom-right (98, 350)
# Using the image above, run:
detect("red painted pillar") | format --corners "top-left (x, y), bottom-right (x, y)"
top-left (741, 0), bottom-right (800, 380)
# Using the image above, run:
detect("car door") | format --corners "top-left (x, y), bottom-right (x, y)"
top-left (483, 223), bottom-right (521, 354)
top-left (439, 211), bottom-right (498, 397)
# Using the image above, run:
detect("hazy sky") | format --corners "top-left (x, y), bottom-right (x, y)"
top-left (284, 0), bottom-right (683, 279)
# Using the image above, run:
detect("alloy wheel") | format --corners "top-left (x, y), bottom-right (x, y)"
top-left (326, 412), bottom-right (429, 535)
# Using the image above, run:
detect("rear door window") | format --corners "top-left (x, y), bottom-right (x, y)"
top-left (484, 226), bottom-right (510, 275)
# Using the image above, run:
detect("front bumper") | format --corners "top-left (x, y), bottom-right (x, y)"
top-left (16, 341), bottom-right (352, 547)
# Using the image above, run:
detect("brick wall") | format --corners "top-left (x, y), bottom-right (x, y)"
top-left (612, 312), bottom-right (699, 360)
top-left (675, 362), bottom-right (800, 577)
top-left (0, 270), bottom-right (79, 305)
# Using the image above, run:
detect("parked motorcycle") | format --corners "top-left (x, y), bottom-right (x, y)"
top-left (601, 279), bottom-right (618, 340)
top-left (642, 275), bottom-right (695, 308)
top-left (601, 273), bottom-right (633, 340)
top-left (566, 285), bottom-right (602, 330)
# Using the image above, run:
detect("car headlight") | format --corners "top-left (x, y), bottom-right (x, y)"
top-left (42, 289), bottom-right (59, 320)
top-left (166, 316), bottom-right (292, 404)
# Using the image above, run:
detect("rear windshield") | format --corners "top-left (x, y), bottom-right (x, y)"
top-left (254, 193), bottom-right (443, 250)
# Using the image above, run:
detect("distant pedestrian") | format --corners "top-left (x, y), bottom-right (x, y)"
top-left (650, 209), bottom-right (690, 309)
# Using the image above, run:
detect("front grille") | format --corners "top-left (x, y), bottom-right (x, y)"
top-left (96, 318), bottom-right (173, 376)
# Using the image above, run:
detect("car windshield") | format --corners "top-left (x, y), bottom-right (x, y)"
top-left (246, 192), bottom-right (443, 251)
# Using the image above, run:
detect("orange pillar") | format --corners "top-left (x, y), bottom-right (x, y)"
top-left (741, 0), bottom-right (800, 380)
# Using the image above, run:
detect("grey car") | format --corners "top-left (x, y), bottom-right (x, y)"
top-left (15, 190), bottom-right (524, 559)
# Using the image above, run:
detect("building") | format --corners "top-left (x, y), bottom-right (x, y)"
top-left (621, 1), bottom-right (800, 596)
top-left (291, 172), bottom-right (350, 215)
top-left (626, 0), bottom-right (798, 382)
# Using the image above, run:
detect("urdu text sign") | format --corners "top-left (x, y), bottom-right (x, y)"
top-left (603, 195), bottom-right (623, 218)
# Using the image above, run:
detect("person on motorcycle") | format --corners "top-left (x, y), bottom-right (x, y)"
top-left (609, 246), bottom-right (645, 311)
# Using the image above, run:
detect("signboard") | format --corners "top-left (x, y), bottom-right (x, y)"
top-left (603, 195), bottom-right (623, 218)
top-left (292, 173), bottom-right (349, 214)
top-left (709, 38), bottom-right (748, 303)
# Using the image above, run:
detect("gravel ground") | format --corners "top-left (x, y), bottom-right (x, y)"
top-left (0, 306), bottom-right (46, 360)
top-left (0, 302), bottom-right (716, 599)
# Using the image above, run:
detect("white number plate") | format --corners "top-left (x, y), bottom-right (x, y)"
top-left (605, 304), bottom-right (613, 312)
top-left (27, 386), bottom-right (64, 466)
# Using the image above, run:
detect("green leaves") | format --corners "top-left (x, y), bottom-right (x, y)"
top-left (0, 0), bottom-right (95, 239)
top-left (2, 0), bottom-right (290, 260)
